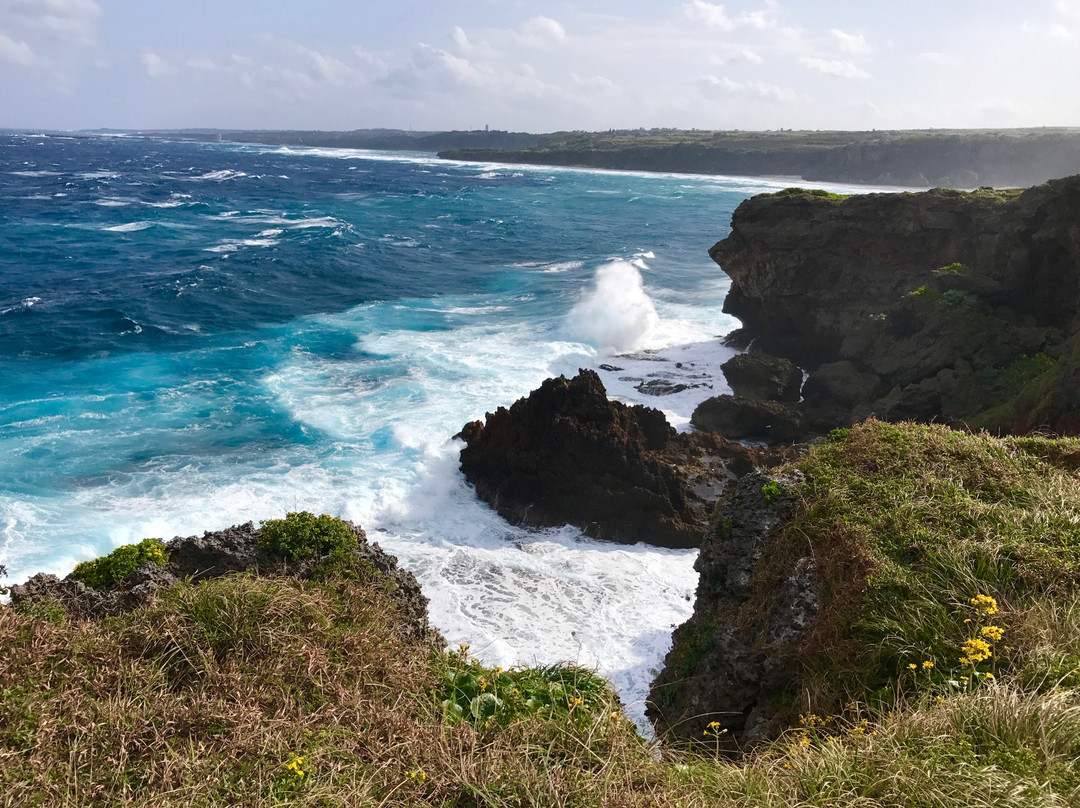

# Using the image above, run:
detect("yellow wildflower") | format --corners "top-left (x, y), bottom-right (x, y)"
top-left (961, 637), bottom-right (992, 663)
top-left (980, 625), bottom-right (1004, 641)
top-left (284, 756), bottom-right (306, 778)
top-left (971, 594), bottom-right (999, 615)
top-left (922, 660), bottom-right (935, 670)
top-left (908, 663), bottom-right (917, 670)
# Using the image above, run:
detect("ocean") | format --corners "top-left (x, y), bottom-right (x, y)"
top-left (0, 132), bottom-right (859, 727)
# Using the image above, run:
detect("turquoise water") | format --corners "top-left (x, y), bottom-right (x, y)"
top-left (0, 133), bottom-right (859, 725)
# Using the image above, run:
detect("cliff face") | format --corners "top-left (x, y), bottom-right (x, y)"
top-left (709, 177), bottom-right (1080, 436)
top-left (458, 370), bottom-right (798, 548)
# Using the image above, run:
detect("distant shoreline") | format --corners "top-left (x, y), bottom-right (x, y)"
top-left (8, 125), bottom-right (1080, 189)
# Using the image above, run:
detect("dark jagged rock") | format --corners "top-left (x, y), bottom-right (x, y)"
top-left (9, 521), bottom-right (437, 643)
top-left (721, 352), bottom-right (803, 402)
top-left (691, 395), bottom-right (802, 444)
top-left (647, 470), bottom-right (815, 745)
top-left (711, 177), bottom-right (1080, 436)
top-left (458, 370), bottom-right (796, 548)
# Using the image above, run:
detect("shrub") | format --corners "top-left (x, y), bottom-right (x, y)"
top-left (70, 538), bottom-right (168, 589)
top-left (258, 511), bottom-right (357, 562)
top-left (436, 647), bottom-right (618, 732)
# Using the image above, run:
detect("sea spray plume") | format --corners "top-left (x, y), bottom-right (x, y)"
top-left (565, 260), bottom-right (660, 352)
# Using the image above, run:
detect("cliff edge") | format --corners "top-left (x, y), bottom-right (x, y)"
top-left (704, 177), bottom-right (1080, 437)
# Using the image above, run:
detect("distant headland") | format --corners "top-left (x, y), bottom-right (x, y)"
top-left (56, 126), bottom-right (1080, 189)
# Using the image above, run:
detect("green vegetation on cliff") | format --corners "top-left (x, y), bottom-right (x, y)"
top-left (4, 447), bottom-right (1080, 806)
top-left (787, 421), bottom-right (1080, 708)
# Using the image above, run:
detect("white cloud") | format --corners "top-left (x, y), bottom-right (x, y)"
top-left (1056, 1), bottom-right (1080, 18)
top-left (801, 56), bottom-right (870, 79)
top-left (831, 28), bottom-right (870, 54)
top-left (1, 0), bottom-right (102, 45)
top-left (451, 25), bottom-right (473, 53)
top-left (1021, 22), bottom-right (1073, 39)
top-left (712, 48), bottom-right (764, 66)
top-left (698, 73), bottom-right (796, 102)
top-left (140, 51), bottom-right (174, 78)
top-left (685, 1), bottom-right (777, 31)
top-left (0, 30), bottom-right (36, 65)
top-left (519, 16), bottom-right (566, 47)
top-left (687, 1), bottom-right (735, 30)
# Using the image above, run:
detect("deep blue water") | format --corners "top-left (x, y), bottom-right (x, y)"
top-left (0, 132), bottom-right (859, 726)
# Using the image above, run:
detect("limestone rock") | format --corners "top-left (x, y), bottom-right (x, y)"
top-left (9, 520), bottom-right (437, 643)
top-left (458, 370), bottom-right (797, 548)
top-left (710, 177), bottom-right (1080, 436)
top-left (648, 470), bottom-right (815, 746)
top-left (691, 395), bottom-right (801, 444)
top-left (721, 352), bottom-right (803, 402)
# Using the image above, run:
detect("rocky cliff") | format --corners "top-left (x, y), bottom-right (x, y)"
top-left (458, 370), bottom-right (797, 548)
top-left (703, 177), bottom-right (1080, 437)
top-left (10, 519), bottom-right (437, 644)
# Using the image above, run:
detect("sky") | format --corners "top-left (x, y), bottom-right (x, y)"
top-left (1, 0), bottom-right (1079, 132)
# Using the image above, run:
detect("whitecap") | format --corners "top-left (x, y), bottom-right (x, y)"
top-left (0, 297), bottom-right (42, 316)
top-left (105, 222), bottom-right (153, 232)
top-left (204, 237), bottom-right (280, 253)
top-left (189, 169), bottom-right (248, 182)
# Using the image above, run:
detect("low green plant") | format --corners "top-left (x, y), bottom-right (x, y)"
top-left (258, 511), bottom-right (357, 561)
top-left (906, 285), bottom-right (942, 301)
top-left (70, 537), bottom-right (168, 588)
top-left (939, 288), bottom-right (979, 312)
top-left (935, 262), bottom-right (967, 275)
top-left (772, 187), bottom-right (850, 200)
top-left (436, 645), bottom-right (617, 731)
top-left (990, 353), bottom-right (1056, 400)
top-left (761, 481), bottom-right (782, 502)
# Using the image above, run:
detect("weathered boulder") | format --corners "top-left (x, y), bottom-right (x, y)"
top-left (691, 395), bottom-right (801, 444)
top-left (9, 520), bottom-right (436, 643)
top-left (721, 352), bottom-right (803, 402)
top-left (458, 370), bottom-right (797, 548)
top-left (647, 470), bottom-right (815, 745)
top-left (711, 177), bottom-right (1080, 435)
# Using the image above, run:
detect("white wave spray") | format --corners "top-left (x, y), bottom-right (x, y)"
top-left (564, 260), bottom-right (660, 353)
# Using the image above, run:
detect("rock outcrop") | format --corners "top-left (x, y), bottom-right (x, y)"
top-left (458, 369), bottom-right (798, 548)
top-left (709, 178), bottom-right (1080, 437)
top-left (9, 520), bottom-right (436, 643)
top-left (647, 470), bottom-right (815, 745)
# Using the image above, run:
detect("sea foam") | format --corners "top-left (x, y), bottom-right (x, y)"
top-left (564, 259), bottom-right (661, 352)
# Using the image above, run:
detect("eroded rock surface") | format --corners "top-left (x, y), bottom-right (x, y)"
top-left (647, 470), bottom-right (816, 746)
top-left (9, 521), bottom-right (436, 643)
top-left (710, 177), bottom-right (1080, 436)
top-left (458, 369), bottom-right (797, 548)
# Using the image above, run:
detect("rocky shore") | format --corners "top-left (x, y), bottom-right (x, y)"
top-left (690, 177), bottom-right (1080, 443)
top-left (6, 174), bottom-right (1080, 794)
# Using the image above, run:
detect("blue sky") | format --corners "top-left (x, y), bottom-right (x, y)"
top-left (1, 0), bottom-right (1078, 131)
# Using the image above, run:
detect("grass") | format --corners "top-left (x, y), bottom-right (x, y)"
top-left (767, 421), bottom-right (1080, 716)
top-left (3, 423), bottom-right (1080, 805)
